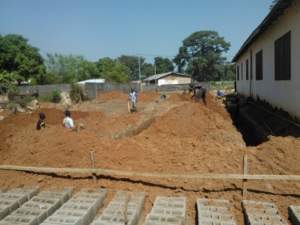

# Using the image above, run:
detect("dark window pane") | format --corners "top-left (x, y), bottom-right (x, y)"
top-left (256, 50), bottom-right (263, 80)
top-left (275, 31), bottom-right (291, 80)
top-left (246, 60), bottom-right (249, 80)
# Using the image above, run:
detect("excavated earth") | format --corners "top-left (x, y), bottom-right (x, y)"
top-left (0, 91), bottom-right (299, 224)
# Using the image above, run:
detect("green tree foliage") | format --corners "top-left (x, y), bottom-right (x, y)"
top-left (0, 34), bottom-right (45, 84)
top-left (141, 63), bottom-right (155, 78)
top-left (45, 54), bottom-right (99, 84)
top-left (96, 57), bottom-right (130, 83)
top-left (154, 57), bottom-right (174, 74)
top-left (0, 71), bottom-right (19, 94)
top-left (174, 31), bottom-right (230, 81)
top-left (118, 55), bottom-right (146, 81)
top-left (218, 63), bottom-right (236, 81)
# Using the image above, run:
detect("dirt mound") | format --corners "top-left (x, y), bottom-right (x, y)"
top-left (0, 93), bottom-right (244, 173)
top-left (248, 136), bottom-right (300, 175)
top-left (138, 91), bottom-right (160, 102)
top-left (97, 91), bottom-right (128, 101)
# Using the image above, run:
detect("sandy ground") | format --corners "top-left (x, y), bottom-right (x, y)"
top-left (0, 91), bottom-right (299, 224)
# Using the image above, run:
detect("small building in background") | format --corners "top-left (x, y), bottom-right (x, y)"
top-left (143, 72), bottom-right (191, 86)
top-left (77, 78), bottom-right (106, 85)
top-left (233, 0), bottom-right (300, 118)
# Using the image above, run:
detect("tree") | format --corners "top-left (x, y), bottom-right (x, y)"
top-left (0, 34), bottom-right (45, 84)
top-left (0, 71), bottom-right (19, 94)
top-left (118, 55), bottom-right (145, 81)
top-left (154, 57), bottom-right (174, 74)
top-left (44, 54), bottom-right (100, 84)
top-left (96, 57), bottom-right (130, 83)
top-left (141, 63), bottom-right (155, 78)
top-left (174, 31), bottom-right (230, 81)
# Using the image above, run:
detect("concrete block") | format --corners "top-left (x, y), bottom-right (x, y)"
top-left (0, 188), bottom-right (72, 225)
top-left (288, 206), bottom-right (300, 225)
top-left (0, 187), bottom-right (39, 221)
top-left (242, 200), bottom-right (288, 225)
top-left (40, 188), bottom-right (107, 225)
top-left (91, 191), bottom-right (145, 225)
top-left (197, 199), bottom-right (236, 225)
top-left (143, 196), bottom-right (186, 225)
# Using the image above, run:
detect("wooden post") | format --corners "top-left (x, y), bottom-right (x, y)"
top-left (243, 152), bottom-right (248, 198)
top-left (90, 151), bottom-right (97, 182)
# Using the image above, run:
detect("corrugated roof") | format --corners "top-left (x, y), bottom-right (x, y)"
top-left (77, 79), bottom-right (105, 84)
top-left (143, 72), bottom-right (191, 81)
top-left (232, 0), bottom-right (294, 62)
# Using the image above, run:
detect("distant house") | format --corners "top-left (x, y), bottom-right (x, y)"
top-left (233, 0), bottom-right (300, 118)
top-left (77, 79), bottom-right (105, 85)
top-left (143, 72), bottom-right (191, 86)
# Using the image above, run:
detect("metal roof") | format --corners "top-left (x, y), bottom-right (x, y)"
top-left (77, 79), bottom-right (105, 84)
top-left (143, 72), bottom-right (191, 81)
top-left (232, 0), bottom-right (294, 62)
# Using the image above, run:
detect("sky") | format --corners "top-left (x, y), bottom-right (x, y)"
top-left (0, 0), bottom-right (273, 62)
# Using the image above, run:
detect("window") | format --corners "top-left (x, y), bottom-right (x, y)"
top-left (241, 62), bottom-right (244, 80)
top-left (275, 31), bottom-right (291, 80)
top-left (256, 50), bottom-right (263, 80)
top-left (246, 59), bottom-right (249, 80)
top-left (236, 65), bottom-right (240, 80)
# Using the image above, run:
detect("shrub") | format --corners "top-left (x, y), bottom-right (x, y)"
top-left (70, 83), bottom-right (85, 103)
top-left (18, 95), bottom-right (35, 107)
top-left (51, 90), bottom-right (61, 103)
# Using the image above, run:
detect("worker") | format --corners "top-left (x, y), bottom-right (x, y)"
top-left (191, 84), bottom-right (207, 105)
top-left (36, 112), bottom-right (46, 130)
top-left (128, 88), bottom-right (138, 112)
top-left (63, 110), bottom-right (74, 129)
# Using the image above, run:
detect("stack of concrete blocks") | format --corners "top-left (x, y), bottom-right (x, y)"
top-left (242, 200), bottom-right (288, 225)
top-left (0, 187), bottom-right (39, 220)
top-left (0, 188), bottom-right (73, 225)
top-left (197, 199), bottom-right (236, 225)
top-left (91, 191), bottom-right (145, 225)
top-left (288, 206), bottom-right (300, 225)
top-left (143, 196), bottom-right (186, 225)
top-left (41, 188), bottom-right (107, 225)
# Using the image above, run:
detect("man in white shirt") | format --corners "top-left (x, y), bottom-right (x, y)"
top-left (63, 110), bottom-right (74, 129)
top-left (128, 89), bottom-right (137, 112)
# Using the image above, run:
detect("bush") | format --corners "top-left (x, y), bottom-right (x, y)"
top-left (70, 83), bottom-right (85, 103)
top-left (51, 90), bottom-right (61, 103)
top-left (18, 95), bottom-right (35, 107)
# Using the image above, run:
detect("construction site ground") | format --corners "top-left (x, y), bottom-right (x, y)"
top-left (0, 91), bottom-right (299, 225)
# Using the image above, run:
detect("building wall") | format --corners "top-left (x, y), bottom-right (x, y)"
top-left (236, 0), bottom-right (300, 118)
top-left (158, 75), bottom-right (191, 86)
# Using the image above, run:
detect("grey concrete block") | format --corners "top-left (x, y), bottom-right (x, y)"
top-left (0, 187), bottom-right (39, 221)
top-left (91, 191), bottom-right (145, 225)
top-left (288, 206), bottom-right (300, 225)
top-left (242, 200), bottom-right (288, 225)
top-left (143, 196), bottom-right (186, 225)
top-left (40, 188), bottom-right (107, 225)
top-left (197, 199), bottom-right (236, 225)
top-left (0, 188), bottom-right (72, 225)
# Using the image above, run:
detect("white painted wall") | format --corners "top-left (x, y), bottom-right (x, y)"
top-left (236, 0), bottom-right (300, 119)
top-left (158, 76), bottom-right (191, 86)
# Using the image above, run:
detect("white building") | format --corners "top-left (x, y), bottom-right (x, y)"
top-left (143, 72), bottom-right (191, 86)
top-left (77, 79), bottom-right (105, 85)
top-left (233, 0), bottom-right (300, 119)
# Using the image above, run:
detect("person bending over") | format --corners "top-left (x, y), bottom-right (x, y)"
top-left (36, 112), bottom-right (46, 130)
top-left (63, 110), bottom-right (74, 129)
